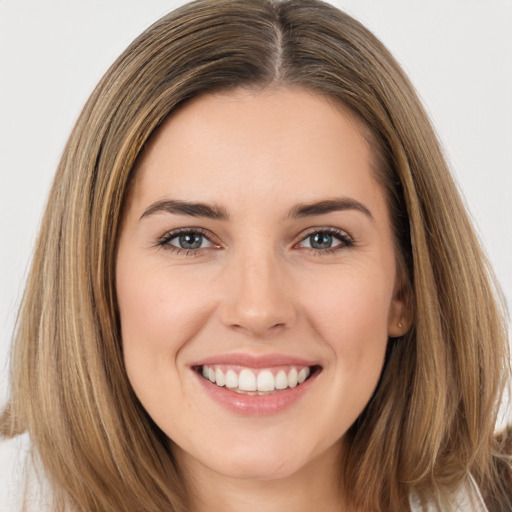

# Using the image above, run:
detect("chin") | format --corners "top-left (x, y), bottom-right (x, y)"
top-left (175, 433), bottom-right (338, 484)
top-left (208, 453), bottom-right (307, 482)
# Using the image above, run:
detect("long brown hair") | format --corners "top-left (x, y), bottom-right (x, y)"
top-left (2, 1), bottom-right (510, 510)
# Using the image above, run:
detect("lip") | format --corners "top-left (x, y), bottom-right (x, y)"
top-left (191, 353), bottom-right (321, 416)
top-left (192, 353), bottom-right (319, 369)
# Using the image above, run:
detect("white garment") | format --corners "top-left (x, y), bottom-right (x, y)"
top-left (409, 474), bottom-right (489, 512)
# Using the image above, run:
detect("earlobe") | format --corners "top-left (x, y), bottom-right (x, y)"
top-left (388, 312), bottom-right (409, 338)
top-left (387, 292), bottom-right (411, 338)
top-left (388, 319), bottom-right (406, 338)
top-left (387, 267), bottom-right (413, 337)
top-left (388, 318), bottom-right (408, 338)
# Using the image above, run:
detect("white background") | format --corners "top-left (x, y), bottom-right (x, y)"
top-left (1, 1), bottom-right (511, 509)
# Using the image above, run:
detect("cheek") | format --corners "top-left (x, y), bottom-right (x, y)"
top-left (116, 256), bottom-right (213, 398)
top-left (301, 266), bottom-right (393, 368)
top-left (118, 270), bottom-right (173, 355)
top-left (118, 260), bottom-right (209, 348)
top-left (116, 259), bottom-right (219, 433)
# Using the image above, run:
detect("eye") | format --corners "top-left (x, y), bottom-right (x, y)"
top-left (172, 232), bottom-right (209, 250)
top-left (297, 228), bottom-right (353, 252)
top-left (157, 229), bottom-right (217, 253)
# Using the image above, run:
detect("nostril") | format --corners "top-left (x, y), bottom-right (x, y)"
top-left (223, 314), bottom-right (291, 336)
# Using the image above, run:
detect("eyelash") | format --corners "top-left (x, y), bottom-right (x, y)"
top-left (156, 228), bottom-right (217, 256)
top-left (155, 227), bottom-right (354, 256)
top-left (296, 227), bottom-right (354, 255)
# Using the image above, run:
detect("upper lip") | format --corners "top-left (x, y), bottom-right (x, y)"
top-left (192, 353), bottom-right (320, 369)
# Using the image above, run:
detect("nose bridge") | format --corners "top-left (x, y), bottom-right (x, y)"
top-left (219, 243), bottom-right (296, 335)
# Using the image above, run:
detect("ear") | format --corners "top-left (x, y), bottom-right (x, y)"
top-left (387, 276), bottom-right (411, 338)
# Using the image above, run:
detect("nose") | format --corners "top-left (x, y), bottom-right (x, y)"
top-left (218, 250), bottom-right (297, 337)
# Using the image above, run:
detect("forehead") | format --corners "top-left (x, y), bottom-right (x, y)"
top-left (129, 87), bottom-right (384, 216)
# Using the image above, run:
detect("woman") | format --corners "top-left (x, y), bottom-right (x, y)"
top-left (1, 0), bottom-right (510, 510)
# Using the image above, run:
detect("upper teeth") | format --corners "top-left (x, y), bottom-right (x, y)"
top-left (201, 365), bottom-right (311, 393)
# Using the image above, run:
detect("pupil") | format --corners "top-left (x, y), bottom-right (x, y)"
top-left (179, 233), bottom-right (202, 249)
top-left (311, 233), bottom-right (332, 249)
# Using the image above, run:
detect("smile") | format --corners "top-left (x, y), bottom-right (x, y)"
top-left (192, 355), bottom-right (322, 415)
top-left (200, 364), bottom-right (312, 395)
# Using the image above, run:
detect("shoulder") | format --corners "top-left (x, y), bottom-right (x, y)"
top-left (409, 474), bottom-right (489, 512)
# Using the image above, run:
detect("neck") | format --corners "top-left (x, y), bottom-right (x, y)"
top-left (175, 441), bottom-right (351, 512)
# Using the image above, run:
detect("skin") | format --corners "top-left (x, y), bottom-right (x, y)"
top-left (116, 87), bottom-right (407, 512)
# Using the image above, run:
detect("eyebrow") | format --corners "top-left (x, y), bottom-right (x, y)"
top-left (140, 197), bottom-right (373, 222)
top-left (289, 198), bottom-right (374, 221)
top-left (140, 199), bottom-right (229, 221)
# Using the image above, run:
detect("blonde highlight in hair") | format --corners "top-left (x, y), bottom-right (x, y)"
top-left (2, 1), bottom-right (510, 510)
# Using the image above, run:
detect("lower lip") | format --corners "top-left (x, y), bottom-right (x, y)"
top-left (194, 369), bottom-right (319, 416)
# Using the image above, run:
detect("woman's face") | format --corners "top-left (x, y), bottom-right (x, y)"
top-left (116, 87), bottom-right (406, 483)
